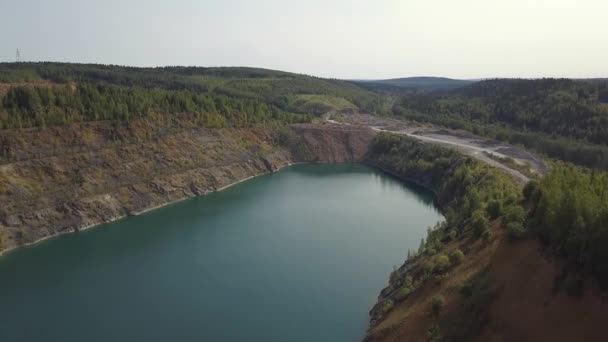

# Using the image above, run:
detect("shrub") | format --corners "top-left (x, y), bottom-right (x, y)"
top-left (448, 229), bottom-right (458, 241)
top-left (523, 180), bottom-right (540, 202)
top-left (449, 249), bottom-right (465, 265)
top-left (396, 284), bottom-right (414, 301)
top-left (504, 194), bottom-right (518, 205)
top-left (486, 199), bottom-right (503, 219)
top-left (404, 275), bottom-right (413, 288)
top-left (431, 254), bottom-right (451, 274)
top-left (459, 270), bottom-right (496, 306)
top-left (481, 229), bottom-right (491, 242)
top-left (382, 300), bottom-right (394, 313)
top-left (431, 295), bottom-right (445, 317)
top-left (471, 210), bottom-right (490, 238)
top-left (503, 204), bottom-right (525, 225)
top-left (506, 222), bottom-right (526, 239)
top-left (18, 228), bottom-right (27, 240)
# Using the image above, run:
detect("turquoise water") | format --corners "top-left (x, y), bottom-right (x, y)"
top-left (0, 164), bottom-right (442, 341)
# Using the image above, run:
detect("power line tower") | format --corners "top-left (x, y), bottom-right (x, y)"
top-left (16, 49), bottom-right (21, 63)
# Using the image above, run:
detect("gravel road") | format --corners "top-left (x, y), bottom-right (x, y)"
top-left (330, 113), bottom-right (548, 185)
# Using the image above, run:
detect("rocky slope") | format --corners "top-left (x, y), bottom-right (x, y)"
top-left (363, 135), bottom-right (608, 342)
top-left (0, 120), bottom-right (374, 254)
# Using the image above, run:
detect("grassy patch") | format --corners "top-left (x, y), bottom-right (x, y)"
top-left (290, 94), bottom-right (357, 114)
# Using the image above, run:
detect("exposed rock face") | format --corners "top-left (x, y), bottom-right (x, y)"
top-left (292, 123), bottom-right (374, 162)
top-left (0, 120), bottom-right (375, 253)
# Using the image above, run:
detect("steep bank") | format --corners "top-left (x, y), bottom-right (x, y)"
top-left (0, 120), bottom-right (374, 254)
top-left (363, 134), bottom-right (608, 342)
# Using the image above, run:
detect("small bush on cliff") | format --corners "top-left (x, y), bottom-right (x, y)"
top-left (17, 228), bottom-right (27, 241)
top-left (395, 276), bottom-right (415, 301)
top-left (507, 222), bottom-right (526, 239)
top-left (382, 300), bottom-right (394, 314)
top-left (449, 249), bottom-right (465, 266)
top-left (427, 254), bottom-right (451, 275)
top-left (471, 210), bottom-right (490, 238)
top-left (395, 285), bottom-right (413, 302)
top-left (481, 229), bottom-right (491, 243)
top-left (448, 228), bottom-right (458, 241)
top-left (503, 205), bottom-right (525, 225)
top-left (431, 295), bottom-right (445, 317)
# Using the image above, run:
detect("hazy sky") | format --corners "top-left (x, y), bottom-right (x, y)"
top-left (1, 0), bottom-right (606, 79)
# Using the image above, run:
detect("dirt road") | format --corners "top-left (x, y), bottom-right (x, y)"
top-left (330, 113), bottom-right (548, 184)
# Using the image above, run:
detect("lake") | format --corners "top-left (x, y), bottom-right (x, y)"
top-left (0, 163), bottom-right (442, 341)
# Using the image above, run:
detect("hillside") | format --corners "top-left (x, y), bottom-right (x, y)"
top-left (2, 64), bottom-right (608, 341)
top-left (393, 78), bottom-right (608, 169)
top-left (353, 77), bottom-right (474, 92)
top-left (364, 134), bottom-right (608, 342)
top-left (0, 62), bottom-right (387, 131)
top-left (0, 117), bottom-right (374, 253)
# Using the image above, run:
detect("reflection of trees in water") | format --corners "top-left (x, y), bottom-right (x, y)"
top-left (288, 163), bottom-right (372, 178)
top-left (371, 171), bottom-right (436, 207)
top-left (286, 162), bottom-right (437, 208)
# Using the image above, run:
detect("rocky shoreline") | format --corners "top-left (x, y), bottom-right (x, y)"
top-left (0, 121), bottom-right (374, 255)
top-left (0, 157), bottom-right (296, 257)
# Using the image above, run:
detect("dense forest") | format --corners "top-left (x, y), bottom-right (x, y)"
top-left (393, 78), bottom-right (608, 169)
top-left (0, 62), bottom-right (388, 130)
top-left (526, 164), bottom-right (608, 288)
top-left (371, 133), bottom-right (608, 290)
top-left (369, 133), bottom-right (522, 246)
top-left (0, 84), bottom-right (308, 129)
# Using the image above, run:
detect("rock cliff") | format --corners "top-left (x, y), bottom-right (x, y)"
top-left (0, 120), bottom-right (374, 253)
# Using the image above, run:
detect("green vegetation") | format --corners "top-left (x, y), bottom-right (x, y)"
top-left (431, 295), bottom-right (445, 317)
top-left (526, 163), bottom-right (608, 287)
top-left (424, 254), bottom-right (451, 276)
top-left (448, 249), bottom-right (465, 266)
top-left (454, 270), bottom-right (497, 335)
top-left (289, 94), bottom-right (356, 114)
top-left (395, 276), bottom-right (415, 301)
top-left (0, 62), bottom-right (387, 130)
top-left (382, 300), bottom-right (394, 314)
top-left (369, 133), bottom-right (521, 243)
top-left (0, 83), bottom-right (307, 129)
top-left (393, 78), bottom-right (608, 169)
top-left (368, 132), bottom-right (523, 309)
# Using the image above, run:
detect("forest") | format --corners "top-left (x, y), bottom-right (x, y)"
top-left (526, 163), bottom-right (608, 288)
top-left (0, 83), bottom-right (309, 129)
top-left (369, 133), bottom-right (522, 245)
top-left (371, 133), bottom-right (608, 290)
top-left (0, 62), bottom-right (388, 130)
top-left (393, 78), bottom-right (608, 169)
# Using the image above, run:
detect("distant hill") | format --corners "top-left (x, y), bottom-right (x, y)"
top-left (0, 62), bottom-right (389, 129)
top-left (352, 76), bottom-right (475, 92)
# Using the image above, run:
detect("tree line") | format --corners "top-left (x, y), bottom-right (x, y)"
top-left (0, 83), bottom-right (310, 129)
top-left (393, 78), bottom-right (608, 169)
top-left (369, 133), bottom-right (522, 245)
top-left (371, 133), bottom-right (608, 289)
top-left (526, 163), bottom-right (608, 288)
top-left (0, 62), bottom-right (388, 118)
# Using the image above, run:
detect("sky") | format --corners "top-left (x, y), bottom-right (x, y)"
top-left (0, 0), bottom-right (607, 79)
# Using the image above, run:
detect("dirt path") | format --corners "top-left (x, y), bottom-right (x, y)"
top-left (371, 128), bottom-right (530, 183)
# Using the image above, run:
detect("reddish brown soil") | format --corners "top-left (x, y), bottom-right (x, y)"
top-left (367, 225), bottom-right (608, 342)
top-left (479, 237), bottom-right (608, 341)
